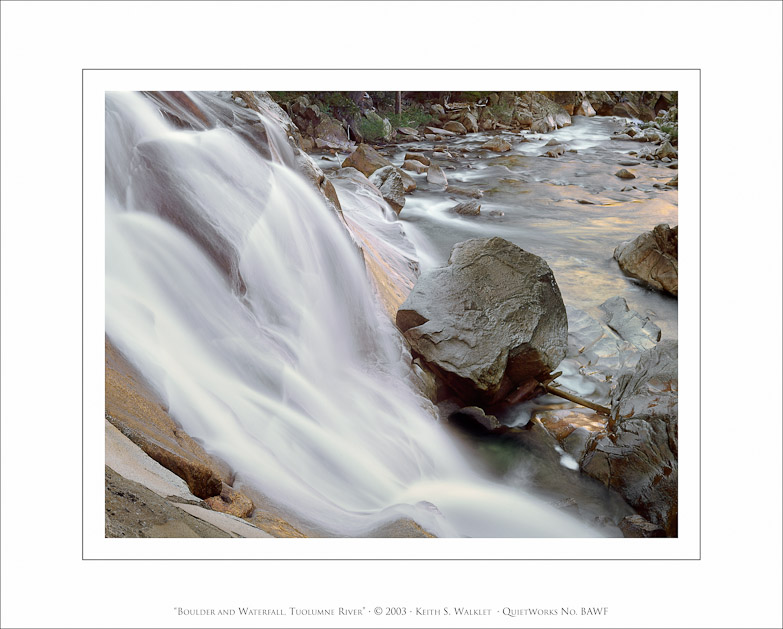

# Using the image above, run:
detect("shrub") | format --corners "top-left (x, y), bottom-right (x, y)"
top-left (387, 105), bottom-right (434, 129)
top-left (357, 116), bottom-right (388, 142)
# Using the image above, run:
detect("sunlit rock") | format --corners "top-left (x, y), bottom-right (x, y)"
top-left (614, 224), bottom-right (678, 297)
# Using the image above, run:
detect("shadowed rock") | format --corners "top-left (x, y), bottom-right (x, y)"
top-left (396, 237), bottom-right (567, 405)
top-left (582, 340), bottom-right (678, 536)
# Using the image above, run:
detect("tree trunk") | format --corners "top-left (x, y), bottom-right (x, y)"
top-left (395, 91), bottom-right (402, 115)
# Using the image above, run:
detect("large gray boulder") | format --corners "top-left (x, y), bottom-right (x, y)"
top-left (614, 224), bottom-right (678, 297)
top-left (396, 237), bottom-right (567, 405)
top-left (581, 340), bottom-right (678, 536)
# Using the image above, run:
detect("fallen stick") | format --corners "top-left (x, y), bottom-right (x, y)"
top-left (540, 381), bottom-right (611, 416)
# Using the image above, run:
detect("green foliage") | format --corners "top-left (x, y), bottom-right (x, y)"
top-left (387, 105), bottom-right (434, 129)
top-left (357, 116), bottom-right (388, 142)
top-left (314, 92), bottom-right (359, 118)
top-left (367, 91), bottom-right (397, 110)
top-left (659, 123), bottom-right (678, 140)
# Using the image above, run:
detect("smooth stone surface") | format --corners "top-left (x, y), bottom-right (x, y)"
top-left (396, 237), bottom-right (567, 405)
top-left (614, 224), bottom-right (678, 296)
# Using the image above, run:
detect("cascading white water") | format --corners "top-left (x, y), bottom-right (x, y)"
top-left (105, 91), bottom-right (600, 537)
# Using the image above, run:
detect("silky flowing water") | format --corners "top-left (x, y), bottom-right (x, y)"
top-left (106, 92), bottom-right (675, 537)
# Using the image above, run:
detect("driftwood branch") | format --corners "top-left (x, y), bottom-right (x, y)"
top-left (538, 380), bottom-right (611, 416)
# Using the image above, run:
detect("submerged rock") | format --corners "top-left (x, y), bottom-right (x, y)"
top-left (582, 340), bottom-right (678, 536)
top-left (451, 200), bottom-right (481, 216)
top-left (598, 296), bottom-right (661, 351)
top-left (614, 224), bottom-right (678, 296)
top-left (396, 237), bottom-right (567, 405)
top-left (615, 168), bottom-right (636, 179)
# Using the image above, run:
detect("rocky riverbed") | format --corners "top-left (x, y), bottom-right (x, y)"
top-left (105, 90), bottom-right (678, 538)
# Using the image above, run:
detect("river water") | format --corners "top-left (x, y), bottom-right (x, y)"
top-left (106, 93), bottom-right (675, 538)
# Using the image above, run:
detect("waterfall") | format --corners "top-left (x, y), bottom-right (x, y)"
top-left (105, 91), bottom-right (599, 537)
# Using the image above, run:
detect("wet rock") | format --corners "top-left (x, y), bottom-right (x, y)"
top-left (598, 296), bottom-right (661, 351)
top-left (543, 145), bottom-right (566, 158)
top-left (204, 482), bottom-right (255, 518)
top-left (462, 112), bottom-right (479, 133)
top-left (481, 137), bottom-right (512, 153)
top-left (341, 143), bottom-right (392, 177)
top-left (397, 167), bottom-right (417, 193)
top-left (619, 515), bottom-right (666, 538)
top-left (615, 169), bottom-right (636, 179)
top-left (404, 152), bottom-right (430, 166)
top-left (369, 165), bottom-right (405, 214)
top-left (582, 341), bottom-right (678, 536)
top-left (448, 406), bottom-right (503, 434)
top-left (614, 224), bottom-right (678, 297)
top-left (545, 138), bottom-right (562, 146)
top-left (426, 165), bottom-right (448, 187)
top-left (396, 237), bottom-right (567, 405)
top-left (667, 174), bottom-right (678, 187)
top-left (447, 185), bottom-right (483, 199)
top-left (451, 200), bottom-right (481, 216)
top-left (402, 159), bottom-right (428, 174)
top-left (618, 160), bottom-right (638, 166)
top-left (443, 121), bottom-right (468, 135)
top-left (105, 340), bottom-right (227, 499)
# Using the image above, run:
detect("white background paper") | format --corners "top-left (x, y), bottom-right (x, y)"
top-left (1, 1), bottom-right (781, 627)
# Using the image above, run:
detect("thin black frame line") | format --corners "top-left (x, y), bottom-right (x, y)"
top-left (87, 70), bottom-right (699, 560)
